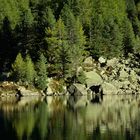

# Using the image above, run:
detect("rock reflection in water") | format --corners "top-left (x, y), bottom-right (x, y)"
top-left (0, 95), bottom-right (140, 140)
top-left (91, 94), bottom-right (103, 104)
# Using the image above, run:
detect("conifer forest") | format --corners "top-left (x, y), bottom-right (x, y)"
top-left (0, 0), bottom-right (140, 89)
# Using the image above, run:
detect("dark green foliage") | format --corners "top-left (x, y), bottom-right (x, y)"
top-left (123, 18), bottom-right (136, 56)
top-left (35, 54), bottom-right (47, 90)
top-left (89, 14), bottom-right (104, 58)
top-left (0, 17), bottom-right (16, 71)
top-left (89, 0), bottom-right (126, 58)
top-left (15, 10), bottom-right (34, 57)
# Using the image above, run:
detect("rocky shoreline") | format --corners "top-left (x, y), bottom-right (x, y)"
top-left (0, 82), bottom-right (42, 98)
top-left (0, 53), bottom-right (140, 97)
top-left (68, 53), bottom-right (140, 96)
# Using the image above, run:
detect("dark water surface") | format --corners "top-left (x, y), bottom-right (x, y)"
top-left (0, 95), bottom-right (140, 140)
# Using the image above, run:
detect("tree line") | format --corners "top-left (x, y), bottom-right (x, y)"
top-left (0, 0), bottom-right (140, 89)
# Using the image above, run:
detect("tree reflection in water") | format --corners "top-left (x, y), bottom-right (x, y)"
top-left (0, 95), bottom-right (140, 140)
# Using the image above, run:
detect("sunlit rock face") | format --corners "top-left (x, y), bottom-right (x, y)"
top-left (84, 71), bottom-right (103, 88)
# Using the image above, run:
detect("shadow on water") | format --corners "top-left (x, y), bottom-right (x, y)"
top-left (0, 95), bottom-right (140, 140)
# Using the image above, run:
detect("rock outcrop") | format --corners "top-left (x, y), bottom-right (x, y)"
top-left (100, 53), bottom-right (140, 95)
top-left (68, 53), bottom-right (140, 95)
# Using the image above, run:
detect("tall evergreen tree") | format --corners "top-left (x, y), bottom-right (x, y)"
top-left (35, 54), bottom-right (48, 90)
top-left (69, 18), bottom-right (86, 78)
top-left (123, 18), bottom-right (136, 56)
top-left (14, 7), bottom-right (34, 58)
top-left (46, 18), bottom-right (71, 78)
top-left (89, 14), bottom-right (104, 58)
top-left (12, 53), bottom-right (25, 82)
top-left (0, 17), bottom-right (16, 71)
top-left (25, 54), bottom-right (35, 84)
top-left (61, 7), bottom-right (86, 79)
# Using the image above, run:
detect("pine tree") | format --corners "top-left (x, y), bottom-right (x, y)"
top-left (12, 53), bottom-right (25, 82)
top-left (0, 17), bottom-right (16, 71)
top-left (68, 18), bottom-right (86, 78)
top-left (46, 7), bottom-right (56, 29)
top-left (15, 8), bottom-right (34, 57)
top-left (89, 0), bottom-right (127, 58)
top-left (89, 14), bottom-right (104, 58)
top-left (45, 25), bottom-right (58, 75)
top-left (35, 54), bottom-right (47, 90)
top-left (0, 0), bottom-right (21, 29)
top-left (66, 0), bottom-right (93, 28)
top-left (30, 2), bottom-right (56, 59)
top-left (61, 7), bottom-right (86, 79)
top-left (46, 18), bottom-right (71, 78)
top-left (134, 35), bottom-right (140, 53)
top-left (102, 19), bottom-right (123, 58)
top-left (109, 22), bottom-right (123, 57)
top-left (25, 54), bottom-right (35, 84)
top-left (123, 18), bottom-right (135, 56)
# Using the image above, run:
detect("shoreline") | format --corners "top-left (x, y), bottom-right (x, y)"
top-left (0, 53), bottom-right (140, 97)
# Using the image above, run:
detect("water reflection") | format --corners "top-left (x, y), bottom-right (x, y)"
top-left (91, 94), bottom-right (103, 104)
top-left (0, 95), bottom-right (140, 140)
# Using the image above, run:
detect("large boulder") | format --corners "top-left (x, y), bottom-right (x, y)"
top-left (84, 71), bottom-right (103, 88)
top-left (102, 82), bottom-right (118, 95)
top-left (67, 84), bottom-right (87, 96)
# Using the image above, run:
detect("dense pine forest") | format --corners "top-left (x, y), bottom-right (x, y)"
top-left (0, 0), bottom-right (140, 90)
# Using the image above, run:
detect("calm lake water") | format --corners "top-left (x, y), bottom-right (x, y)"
top-left (0, 95), bottom-right (140, 140)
